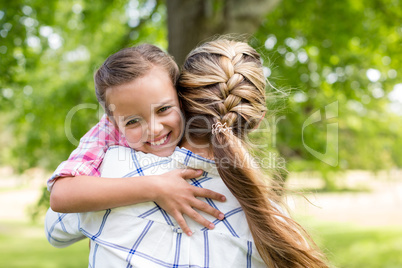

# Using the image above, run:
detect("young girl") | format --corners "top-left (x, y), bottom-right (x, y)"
top-left (46, 38), bottom-right (328, 267)
top-left (48, 44), bottom-right (226, 235)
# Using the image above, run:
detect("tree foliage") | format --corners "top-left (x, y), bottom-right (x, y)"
top-left (0, 0), bottom-right (166, 171)
top-left (253, 0), bottom-right (402, 179)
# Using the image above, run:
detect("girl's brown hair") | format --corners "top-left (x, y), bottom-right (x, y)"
top-left (94, 44), bottom-right (180, 117)
top-left (178, 39), bottom-right (328, 268)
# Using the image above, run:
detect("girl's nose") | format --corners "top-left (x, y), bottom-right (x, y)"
top-left (147, 118), bottom-right (164, 138)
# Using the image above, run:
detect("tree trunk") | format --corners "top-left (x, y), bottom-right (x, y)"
top-left (167, 0), bottom-right (281, 65)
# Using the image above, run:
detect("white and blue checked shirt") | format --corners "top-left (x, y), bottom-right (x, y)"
top-left (45, 146), bottom-right (266, 267)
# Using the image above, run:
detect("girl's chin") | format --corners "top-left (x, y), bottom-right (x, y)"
top-left (143, 144), bottom-right (176, 157)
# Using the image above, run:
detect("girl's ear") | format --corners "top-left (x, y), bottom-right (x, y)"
top-left (252, 111), bottom-right (266, 131)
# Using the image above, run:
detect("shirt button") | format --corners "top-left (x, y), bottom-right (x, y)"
top-left (171, 226), bottom-right (183, 233)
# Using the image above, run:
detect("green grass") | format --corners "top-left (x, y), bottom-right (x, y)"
top-left (1, 219), bottom-right (402, 267)
top-left (299, 218), bottom-right (402, 268)
top-left (0, 221), bottom-right (88, 267)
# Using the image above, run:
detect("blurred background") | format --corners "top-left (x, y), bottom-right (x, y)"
top-left (0, 0), bottom-right (401, 267)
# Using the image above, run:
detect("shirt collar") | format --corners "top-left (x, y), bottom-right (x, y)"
top-left (171, 147), bottom-right (219, 176)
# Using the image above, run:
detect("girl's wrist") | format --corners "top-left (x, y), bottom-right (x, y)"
top-left (140, 175), bottom-right (162, 202)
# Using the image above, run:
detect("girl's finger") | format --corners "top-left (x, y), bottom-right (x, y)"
top-left (172, 211), bottom-right (192, 236)
top-left (191, 199), bottom-right (225, 221)
top-left (183, 207), bottom-right (216, 230)
top-left (195, 187), bottom-right (226, 202)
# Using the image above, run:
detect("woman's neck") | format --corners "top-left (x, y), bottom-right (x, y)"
top-left (179, 137), bottom-right (214, 160)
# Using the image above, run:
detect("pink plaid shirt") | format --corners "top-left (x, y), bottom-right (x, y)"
top-left (47, 114), bottom-right (129, 191)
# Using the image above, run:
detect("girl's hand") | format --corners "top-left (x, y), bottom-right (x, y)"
top-left (152, 169), bottom-right (226, 236)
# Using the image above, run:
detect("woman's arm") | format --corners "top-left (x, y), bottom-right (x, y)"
top-left (45, 208), bottom-right (86, 248)
top-left (50, 169), bottom-right (226, 236)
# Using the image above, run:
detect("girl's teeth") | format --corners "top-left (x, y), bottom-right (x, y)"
top-left (150, 135), bottom-right (168, 146)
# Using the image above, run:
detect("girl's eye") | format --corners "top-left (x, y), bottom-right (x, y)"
top-left (126, 118), bottom-right (140, 126)
top-left (158, 106), bottom-right (171, 113)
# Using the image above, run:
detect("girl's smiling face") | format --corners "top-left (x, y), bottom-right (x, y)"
top-left (106, 67), bottom-right (184, 157)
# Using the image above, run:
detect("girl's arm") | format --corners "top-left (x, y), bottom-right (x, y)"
top-left (50, 169), bottom-right (225, 236)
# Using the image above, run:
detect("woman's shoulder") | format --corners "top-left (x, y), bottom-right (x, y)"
top-left (171, 147), bottom-right (219, 176)
top-left (99, 146), bottom-right (177, 178)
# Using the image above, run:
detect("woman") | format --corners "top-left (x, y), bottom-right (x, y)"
top-left (46, 38), bottom-right (328, 267)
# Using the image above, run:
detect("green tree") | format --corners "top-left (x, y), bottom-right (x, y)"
top-left (253, 0), bottom-right (402, 188)
top-left (1, 0), bottom-right (401, 192)
top-left (0, 0), bottom-right (167, 171)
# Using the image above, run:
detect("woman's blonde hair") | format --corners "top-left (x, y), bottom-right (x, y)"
top-left (178, 39), bottom-right (328, 268)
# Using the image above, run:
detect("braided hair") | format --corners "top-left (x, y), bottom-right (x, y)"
top-left (178, 40), bottom-right (266, 138)
top-left (178, 39), bottom-right (328, 268)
